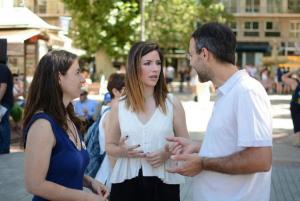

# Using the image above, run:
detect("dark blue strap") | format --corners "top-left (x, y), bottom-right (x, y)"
top-left (85, 107), bottom-right (111, 145)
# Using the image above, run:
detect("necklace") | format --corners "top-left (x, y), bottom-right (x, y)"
top-left (66, 118), bottom-right (80, 149)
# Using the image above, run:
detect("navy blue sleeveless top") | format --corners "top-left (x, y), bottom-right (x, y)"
top-left (25, 113), bottom-right (90, 201)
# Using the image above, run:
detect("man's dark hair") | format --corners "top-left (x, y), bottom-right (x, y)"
top-left (192, 22), bottom-right (236, 65)
top-left (107, 73), bottom-right (125, 99)
top-left (80, 68), bottom-right (89, 74)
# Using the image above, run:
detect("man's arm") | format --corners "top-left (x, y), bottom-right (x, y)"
top-left (168, 146), bottom-right (272, 176)
top-left (282, 70), bottom-right (298, 90)
top-left (202, 147), bottom-right (272, 174)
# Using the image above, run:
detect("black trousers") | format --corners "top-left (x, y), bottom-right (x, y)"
top-left (291, 102), bottom-right (300, 133)
top-left (110, 169), bottom-right (180, 201)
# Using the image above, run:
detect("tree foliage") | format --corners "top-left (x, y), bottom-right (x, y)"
top-left (145, 0), bottom-right (233, 51)
top-left (144, 0), bottom-right (198, 51)
top-left (62, 0), bottom-right (233, 57)
top-left (63, 0), bottom-right (140, 57)
top-left (196, 0), bottom-right (234, 24)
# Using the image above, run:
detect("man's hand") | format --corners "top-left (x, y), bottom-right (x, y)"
top-left (167, 153), bottom-right (203, 176)
top-left (166, 136), bottom-right (200, 155)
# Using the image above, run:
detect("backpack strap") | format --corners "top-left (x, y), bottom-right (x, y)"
top-left (102, 106), bottom-right (111, 115)
top-left (85, 107), bottom-right (111, 147)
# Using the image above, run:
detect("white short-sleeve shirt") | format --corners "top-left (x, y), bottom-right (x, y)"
top-left (193, 70), bottom-right (272, 201)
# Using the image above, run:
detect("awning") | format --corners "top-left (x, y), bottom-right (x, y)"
top-left (0, 29), bottom-right (41, 43)
top-left (48, 33), bottom-right (65, 46)
top-left (52, 45), bottom-right (86, 56)
top-left (278, 56), bottom-right (300, 68)
top-left (262, 55), bottom-right (300, 68)
top-left (278, 63), bottom-right (300, 68)
top-left (236, 42), bottom-right (271, 52)
top-left (0, 7), bottom-right (60, 30)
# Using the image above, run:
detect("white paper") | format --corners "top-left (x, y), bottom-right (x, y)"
top-left (0, 104), bottom-right (8, 122)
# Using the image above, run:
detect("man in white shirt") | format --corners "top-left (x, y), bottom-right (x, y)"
top-left (167, 22), bottom-right (272, 201)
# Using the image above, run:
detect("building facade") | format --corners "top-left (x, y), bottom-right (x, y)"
top-left (23, 0), bottom-right (71, 35)
top-left (221, 0), bottom-right (300, 67)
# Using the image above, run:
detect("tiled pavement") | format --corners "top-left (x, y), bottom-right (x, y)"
top-left (1, 94), bottom-right (300, 201)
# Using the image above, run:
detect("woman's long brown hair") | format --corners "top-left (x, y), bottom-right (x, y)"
top-left (125, 41), bottom-right (168, 113)
top-left (23, 50), bottom-right (84, 138)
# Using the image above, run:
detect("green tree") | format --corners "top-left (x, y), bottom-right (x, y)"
top-left (145, 0), bottom-right (233, 51)
top-left (63, 0), bottom-right (140, 57)
top-left (196, 0), bottom-right (234, 24)
top-left (144, 0), bottom-right (198, 51)
top-left (62, 0), bottom-right (233, 57)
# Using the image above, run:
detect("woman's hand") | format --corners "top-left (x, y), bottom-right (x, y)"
top-left (119, 136), bottom-right (146, 158)
top-left (89, 179), bottom-right (109, 199)
top-left (84, 176), bottom-right (109, 200)
top-left (145, 149), bottom-right (171, 168)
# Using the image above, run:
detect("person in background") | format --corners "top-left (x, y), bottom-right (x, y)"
top-left (73, 89), bottom-right (99, 128)
top-left (189, 68), bottom-right (198, 101)
top-left (10, 74), bottom-right (24, 139)
top-left (117, 62), bottom-right (126, 74)
top-left (81, 68), bottom-right (92, 85)
top-left (23, 50), bottom-right (108, 201)
top-left (12, 73), bottom-right (24, 105)
top-left (282, 69), bottom-right (300, 146)
top-left (95, 73), bottom-right (125, 189)
top-left (167, 22), bottom-right (272, 201)
top-left (0, 55), bottom-right (13, 154)
top-left (276, 67), bottom-right (284, 94)
top-left (166, 64), bottom-right (175, 92)
top-left (106, 41), bottom-right (189, 201)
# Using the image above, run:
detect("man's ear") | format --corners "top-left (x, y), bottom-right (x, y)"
top-left (202, 48), bottom-right (209, 58)
top-left (112, 88), bottom-right (118, 96)
top-left (58, 72), bottom-right (62, 85)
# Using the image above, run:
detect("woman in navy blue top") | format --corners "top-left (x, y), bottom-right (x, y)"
top-left (23, 50), bottom-right (108, 201)
top-left (283, 69), bottom-right (300, 146)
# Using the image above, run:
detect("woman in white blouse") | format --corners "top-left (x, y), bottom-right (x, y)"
top-left (106, 41), bottom-right (189, 201)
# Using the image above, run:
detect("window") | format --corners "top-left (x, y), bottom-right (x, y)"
top-left (229, 22), bottom-right (237, 29)
top-left (265, 21), bottom-right (279, 30)
top-left (265, 21), bottom-right (280, 37)
top-left (245, 53), bottom-right (255, 65)
top-left (288, 0), bottom-right (300, 13)
top-left (245, 22), bottom-right (259, 30)
top-left (228, 22), bottom-right (237, 36)
top-left (266, 22), bottom-right (273, 30)
top-left (38, 0), bottom-right (47, 14)
top-left (221, 0), bottom-right (238, 13)
top-left (289, 21), bottom-right (300, 37)
top-left (244, 21), bottom-right (259, 37)
top-left (245, 0), bottom-right (260, 12)
top-left (267, 0), bottom-right (282, 13)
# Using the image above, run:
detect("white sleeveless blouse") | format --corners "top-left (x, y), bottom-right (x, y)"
top-left (109, 94), bottom-right (185, 184)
